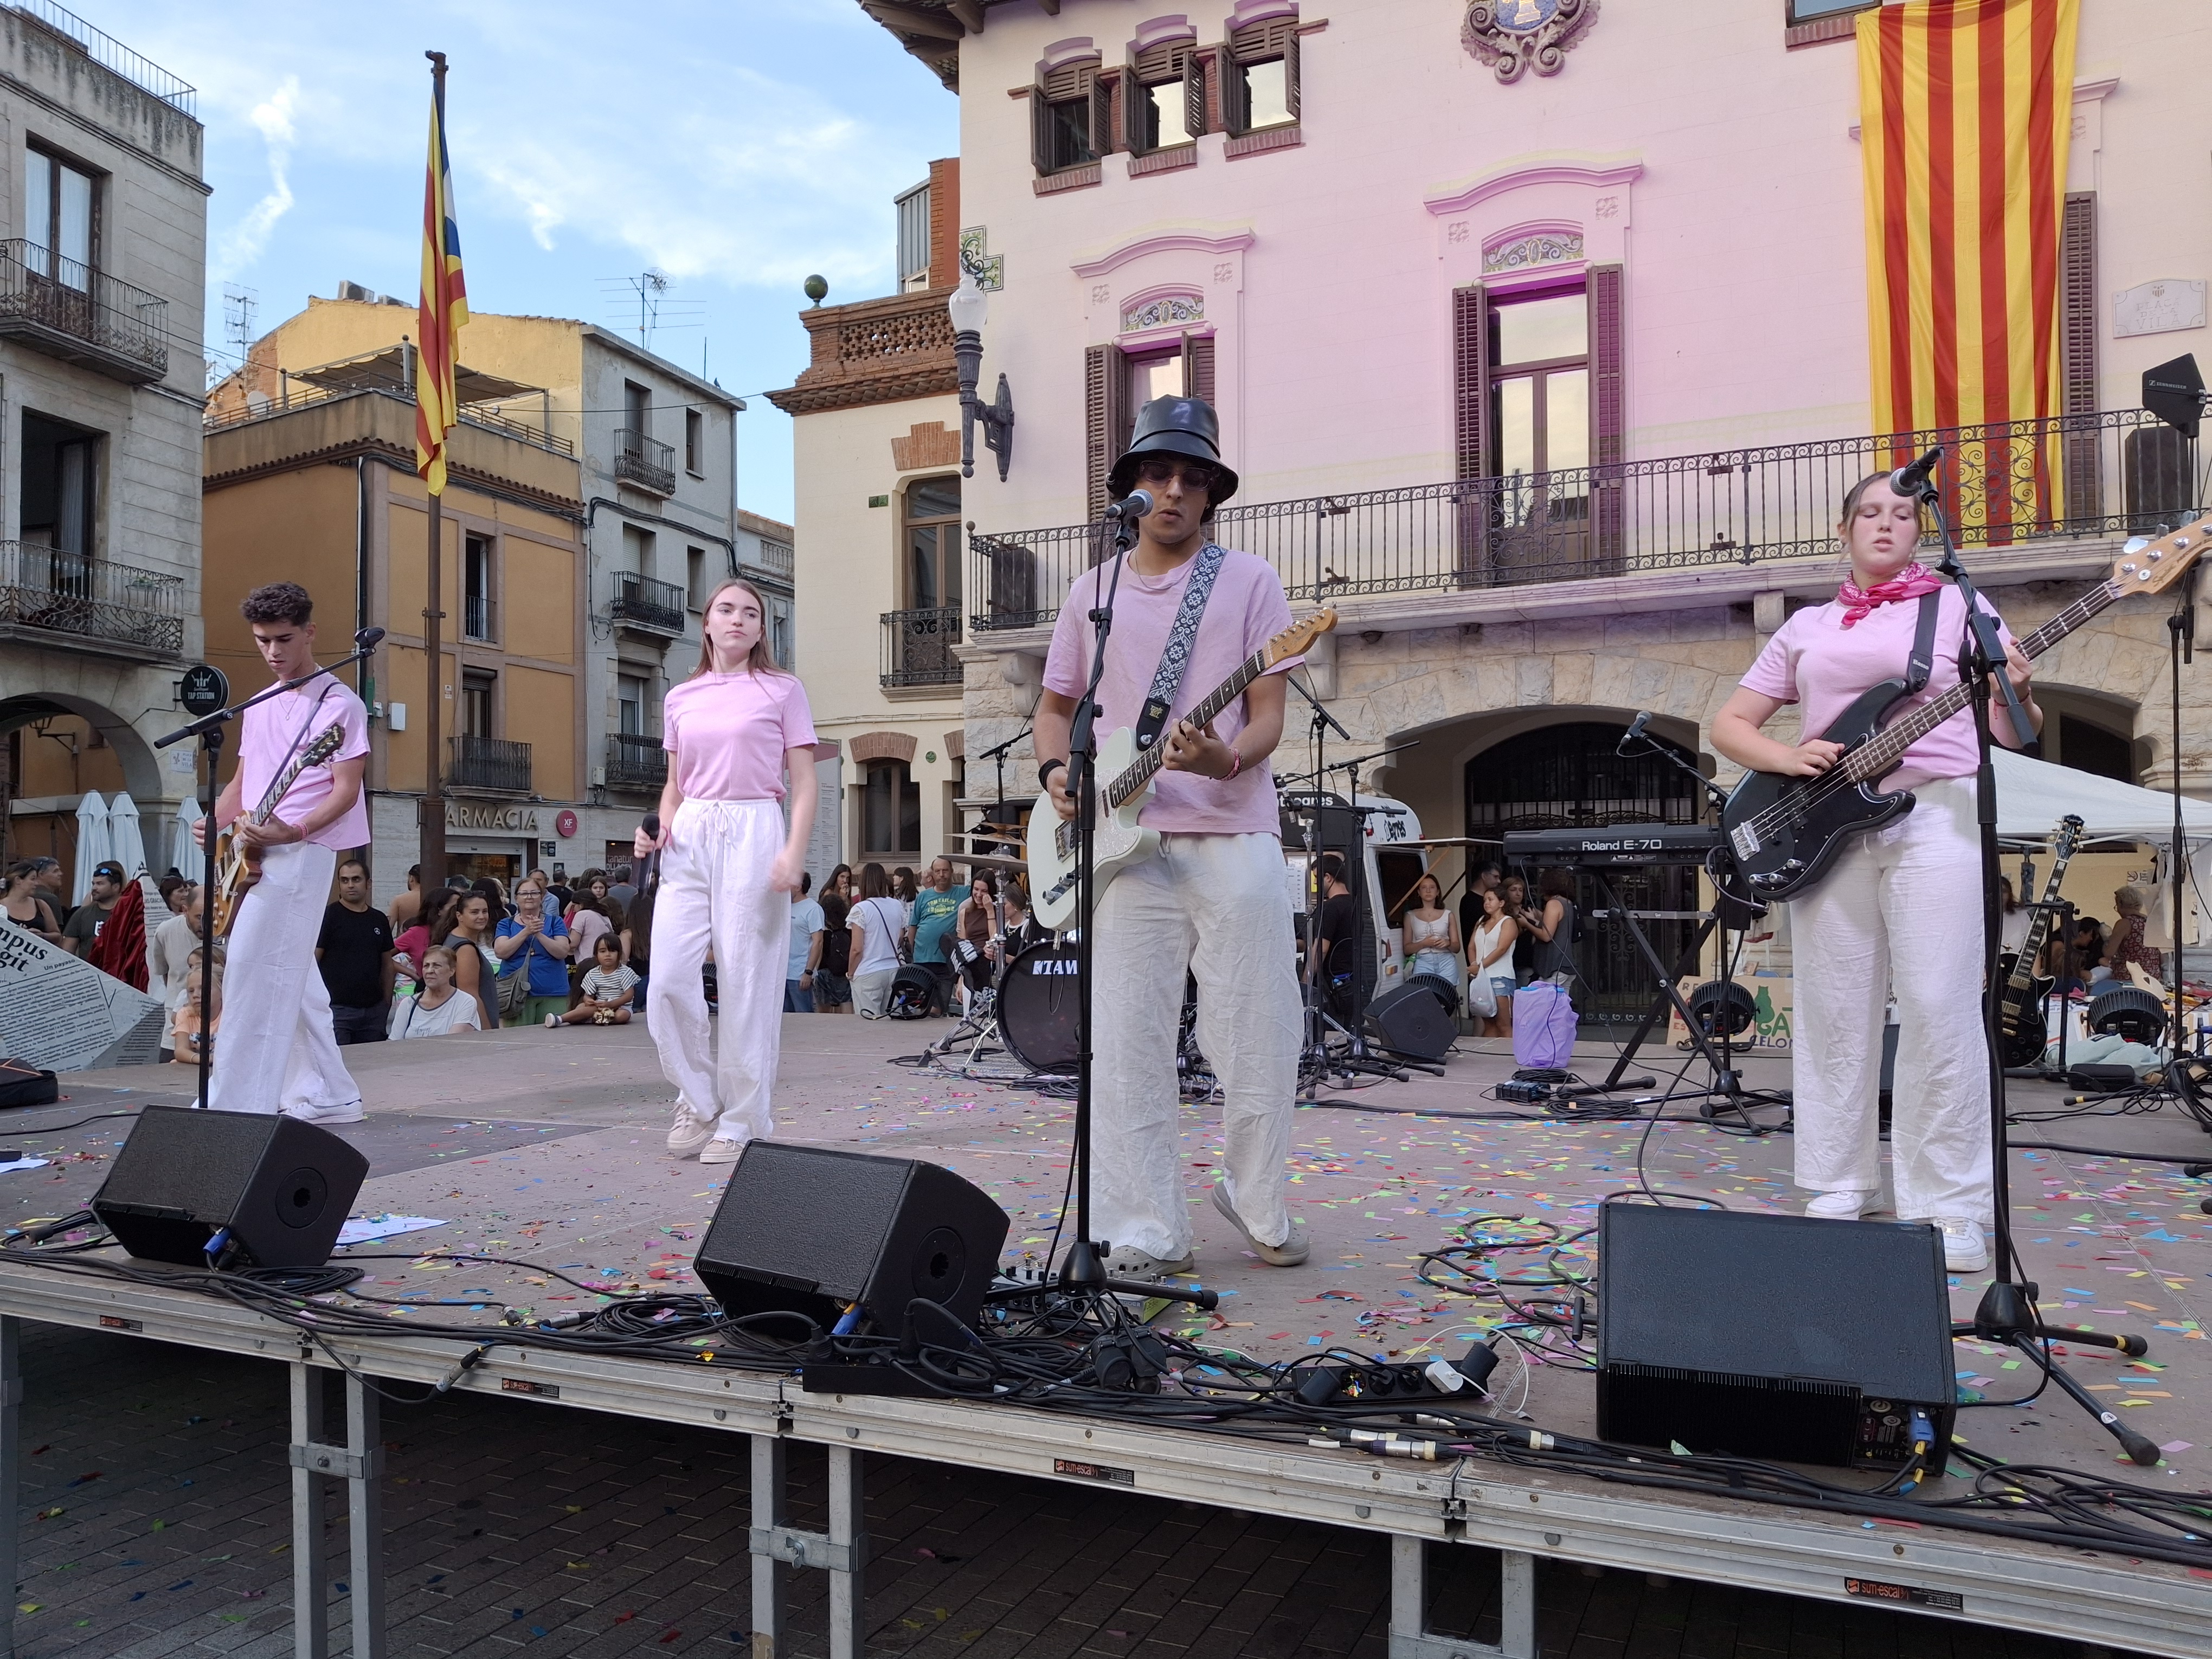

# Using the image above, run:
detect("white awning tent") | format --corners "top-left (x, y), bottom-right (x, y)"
top-left (1992, 749), bottom-right (2212, 844)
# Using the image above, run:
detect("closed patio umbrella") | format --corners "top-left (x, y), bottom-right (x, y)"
top-left (169, 798), bottom-right (204, 878)
top-left (71, 792), bottom-right (111, 905)
top-left (107, 792), bottom-right (147, 879)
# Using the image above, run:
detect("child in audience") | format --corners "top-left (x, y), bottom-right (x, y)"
top-left (170, 959), bottom-right (221, 1065)
top-left (551, 934), bottom-right (638, 1026)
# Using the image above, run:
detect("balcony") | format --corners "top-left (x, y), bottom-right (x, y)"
top-left (14, 1), bottom-right (197, 114)
top-left (447, 735), bottom-right (532, 795)
top-left (0, 241), bottom-right (168, 383)
top-left (764, 287), bottom-right (957, 417)
top-left (881, 605), bottom-right (964, 690)
top-left (969, 408), bottom-right (2204, 635)
top-left (614, 428), bottom-right (676, 494)
top-left (605, 732), bottom-right (668, 792)
top-left (750, 539), bottom-right (795, 580)
top-left (0, 542), bottom-right (184, 660)
top-left (461, 592), bottom-right (497, 644)
top-left (609, 573), bottom-right (687, 638)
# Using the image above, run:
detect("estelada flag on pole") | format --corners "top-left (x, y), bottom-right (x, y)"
top-left (415, 66), bottom-right (468, 497)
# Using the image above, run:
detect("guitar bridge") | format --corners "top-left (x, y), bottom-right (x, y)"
top-left (1730, 821), bottom-right (1761, 859)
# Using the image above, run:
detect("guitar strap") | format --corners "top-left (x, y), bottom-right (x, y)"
top-left (1902, 588), bottom-right (1942, 696)
top-left (1133, 542), bottom-right (1228, 751)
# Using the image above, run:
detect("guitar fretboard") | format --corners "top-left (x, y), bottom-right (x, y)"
top-left (1104, 648), bottom-right (1271, 811)
top-left (2005, 826), bottom-right (2080, 993)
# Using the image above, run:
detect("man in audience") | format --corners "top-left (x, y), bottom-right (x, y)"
top-left (61, 860), bottom-right (125, 956)
top-left (317, 856), bottom-right (395, 1045)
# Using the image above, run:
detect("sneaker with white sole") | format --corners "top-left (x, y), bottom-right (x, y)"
top-left (700, 1138), bottom-right (745, 1166)
top-left (1211, 1179), bottom-right (1309, 1267)
top-left (665, 1100), bottom-right (716, 1159)
top-left (1103, 1245), bottom-right (1196, 1279)
top-left (544, 1013), bottom-right (562, 1029)
top-left (283, 1101), bottom-right (364, 1126)
top-left (1935, 1216), bottom-right (1989, 1272)
top-left (1804, 1189), bottom-right (1879, 1220)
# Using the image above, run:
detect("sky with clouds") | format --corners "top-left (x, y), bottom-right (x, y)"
top-left (95, 0), bottom-right (959, 523)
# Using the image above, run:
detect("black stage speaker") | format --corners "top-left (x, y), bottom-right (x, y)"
top-left (92, 1106), bottom-right (368, 1269)
top-left (1365, 980), bottom-right (1456, 1062)
top-left (693, 1143), bottom-right (1008, 1336)
top-left (1596, 1204), bottom-right (1956, 1470)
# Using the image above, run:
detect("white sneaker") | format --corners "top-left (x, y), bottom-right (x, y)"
top-left (665, 1101), bottom-right (715, 1159)
top-left (544, 1014), bottom-right (561, 1029)
top-left (1935, 1216), bottom-right (1989, 1272)
top-left (1804, 1189), bottom-right (1879, 1220)
top-left (1103, 1245), bottom-right (1196, 1280)
top-left (700, 1137), bottom-right (745, 1166)
top-left (284, 1101), bottom-right (364, 1126)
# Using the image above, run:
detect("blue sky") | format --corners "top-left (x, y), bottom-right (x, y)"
top-left (95, 0), bottom-right (960, 523)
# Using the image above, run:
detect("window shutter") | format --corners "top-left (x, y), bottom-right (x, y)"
top-left (1085, 344), bottom-right (1123, 522)
top-left (1220, 45), bottom-right (1249, 136)
top-left (2061, 191), bottom-right (2098, 523)
top-left (1184, 333), bottom-right (1216, 405)
top-left (1090, 69), bottom-right (1114, 160)
top-left (1588, 263), bottom-right (1626, 573)
top-left (1184, 47), bottom-right (1207, 138)
top-left (1030, 85), bottom-right (1052, 175)
top-left (1452, 285), bottom-right (1491, 584)
top-left (1283, 30), bottom-right (1301, 122)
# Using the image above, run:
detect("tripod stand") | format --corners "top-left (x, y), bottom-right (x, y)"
top-left (1905, 453), bottom-right (2162, 1467)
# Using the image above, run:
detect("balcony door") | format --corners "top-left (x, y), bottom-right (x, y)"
top-left (1487, 288), bottom-right (1590, 576)
top-left (21, 411), bottom-right (99, 606)
top-left (896, 476), bottom-right (962, 685)
top-left (25, 147), bottom-right (96, 288)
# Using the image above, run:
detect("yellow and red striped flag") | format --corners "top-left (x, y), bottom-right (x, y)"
top-left (1857, 0), bottom-right (2078, 454)
top-left (415, 68), bottom-right (468, 497)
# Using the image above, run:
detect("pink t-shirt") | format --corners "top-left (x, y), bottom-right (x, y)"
top-left (1739, 583), bottom-right (2017, 790)
top-left (237, 677), bottom-right (371, 850)
top-left (662, 670), bottom-right (818, 801)
top-left (1043, 546), bottom-right (1301, 836)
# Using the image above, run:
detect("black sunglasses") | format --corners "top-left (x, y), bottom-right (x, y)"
top-left (1133, 459), bottom-right (1219, 491)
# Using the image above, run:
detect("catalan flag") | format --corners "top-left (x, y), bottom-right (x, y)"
top-left (415, 68), bottom-right (468, 497)
top-left (1856, 1), bottom-right (2078, 455)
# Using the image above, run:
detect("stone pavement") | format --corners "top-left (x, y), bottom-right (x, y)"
top-left (12, 1324), bottom-right (2112, 1659)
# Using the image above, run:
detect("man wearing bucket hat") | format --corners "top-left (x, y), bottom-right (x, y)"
top-left (1033, 395), bottom-right (1308, 1278)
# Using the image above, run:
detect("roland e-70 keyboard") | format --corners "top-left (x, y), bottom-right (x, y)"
top-left (1502, 824), bottom-right (1724, 867)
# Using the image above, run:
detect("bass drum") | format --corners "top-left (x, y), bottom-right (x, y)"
top-left (998, 940), bottom-right (1081, 1073)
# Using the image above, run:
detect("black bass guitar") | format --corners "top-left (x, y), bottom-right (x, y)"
top-left (1997, 814), bottom-right (2084, 1067)
top-left (1723, 517), bottom-right (2210, 900)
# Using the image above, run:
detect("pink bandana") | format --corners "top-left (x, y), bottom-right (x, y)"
top-left (1837, 562), bottom-right (1943, 628)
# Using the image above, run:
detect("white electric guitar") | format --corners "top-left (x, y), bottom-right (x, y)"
top-left (1026, 608), bottom-right (1338, 930)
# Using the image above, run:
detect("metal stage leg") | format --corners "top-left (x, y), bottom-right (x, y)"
top-left (748, 1437), bottom-right (866, 1659)
top-left (289, 1365), bottom-right (387, 1658)
top-left (0, 1317), bottom-right (21, 1659)
top-left (1390, 1536), bottom-right (1536, 1659)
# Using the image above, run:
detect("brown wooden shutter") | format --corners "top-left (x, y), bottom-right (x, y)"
top-left (1085, 344), bottom-right (1126, 522)
top-left (1184, 334), bottom-right (1216, 405)
top-left (1030, 85), bottom-right (1052, 175)
top-left (1220, 42), bottom-right (1249, 134)
top-left (1452, 285), bottom-right (1491, 584)
top-left (1184, 46), bottom-right (1207, 138)
top-left (1283, 29), bottom-right (1301, 121)
top-left (1588, 263), bottom-right (1626, 574)
top-left (2061, 191), bottom-right (2098, 524)
top-left (1089, 69), bottom-right (1113, 160)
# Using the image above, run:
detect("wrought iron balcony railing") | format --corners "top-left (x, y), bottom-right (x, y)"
top-left (969, 407), bottom-right (2203, 633)
top-left (461, 592), bottom-right (497, 643)
top-left (447, 735), bottom-right (532, 794)
top-left (614, 427), bottom-right (677, 494)
top-left (609, 573), bottom-right (687, 636)
top-left (881, 605), bottom-right (964, 689)
top-left (604, 732), bottom-right (668, 791)
top-left (15, 1), bottom-right (197, 114)
top-left (0, 241), bottom-right (168, 381)
top-left (0, 541), bottom-right (184, 657)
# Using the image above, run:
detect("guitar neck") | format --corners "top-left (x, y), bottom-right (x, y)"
top-left (1841, 579), bottom-right (2122, 785)
top-left (1103, 649), bottom-right (1271, 810)
top-left (2007, 848), bottom-right (2076, 991)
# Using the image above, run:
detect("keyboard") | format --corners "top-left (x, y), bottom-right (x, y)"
top-left (1502, 825), bottom-right (1725, 866)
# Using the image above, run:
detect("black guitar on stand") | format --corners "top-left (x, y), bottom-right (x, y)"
top-left (1724, 519), bottom-right (2211, 899)
top-left (1997, 814), bottom-right (2084, 1068)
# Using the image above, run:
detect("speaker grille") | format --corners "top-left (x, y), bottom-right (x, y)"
top-left (699, 1143), bottom-right (912, 1302)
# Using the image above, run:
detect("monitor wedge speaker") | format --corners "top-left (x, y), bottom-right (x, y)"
top-left (92, 1106), bottom-right (368, 1269)
top-left (1365, 980), bottom-right (1456, 1062)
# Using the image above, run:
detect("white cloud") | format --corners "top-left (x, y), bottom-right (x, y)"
top-left (211, 74), bottom-right (299, 280)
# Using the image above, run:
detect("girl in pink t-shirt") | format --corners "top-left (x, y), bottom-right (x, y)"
top-left (635, 578), bottom-right (819, 1164)
top-left (1712, 473), bottom-right (2044, 1270)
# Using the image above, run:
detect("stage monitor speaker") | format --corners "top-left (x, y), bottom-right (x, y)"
top-left (92, 1106), bottom-right (368, 1270)
top-left (693, 1143), bottom-right (1009, 1337)
top-left (1596, 1204), bottom-right (1955, 1470)
top-left (1365, 980), bottom-right (1456, 1062)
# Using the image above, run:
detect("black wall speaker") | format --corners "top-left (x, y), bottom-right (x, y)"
top-left (92, 1106), bottom-right (368, 1269)
top-left (1365, 980), bottom-right (1456, 1062)
top-left (1597, 1204), bottom-right (1956, 1469)
top-left (693, 1143), bottom-right (1009, 1336)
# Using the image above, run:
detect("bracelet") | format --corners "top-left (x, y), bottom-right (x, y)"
top-left (1225, 746), bottom-right (1243, 781)
top-left (1037, 758), bottom-right (1066, 789)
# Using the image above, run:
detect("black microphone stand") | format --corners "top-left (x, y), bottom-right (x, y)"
top-left (154, 632), bottom-right (383, 1110)
top-left (1911, 463), bottom-right (2158, 1466)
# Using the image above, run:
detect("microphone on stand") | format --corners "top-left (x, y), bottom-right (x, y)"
top-left (354, 626), bottom-right (387, 649)
top-left (1889, 446), bottom-right (1944, 499)
top-left (1103, 488), bottom-right (1155, 522)
top-left (1616, 710), bottom-right (1654, 756)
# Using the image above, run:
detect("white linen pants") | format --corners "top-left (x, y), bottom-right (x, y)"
top-left (650, 799), bottom-right (789, 1144)
top-left (1789, 776), bottom-right (1994, 1221)
top-left (206, 841), bottom-right (359, 1116)
top-left (1092, 831), bottom-right (1302, 1258)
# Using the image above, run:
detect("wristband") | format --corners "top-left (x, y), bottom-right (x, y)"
top-left (1225, 746), bottom-right (1243, 781)
top-left (1037, 758), bottom-right (1066, 789)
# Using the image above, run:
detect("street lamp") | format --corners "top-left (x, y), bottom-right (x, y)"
top-left (949, 271), bottom-right (1014, 481)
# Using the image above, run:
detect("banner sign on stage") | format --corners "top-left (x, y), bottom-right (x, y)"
top-left (0, 916), bottom-right (166, 1071)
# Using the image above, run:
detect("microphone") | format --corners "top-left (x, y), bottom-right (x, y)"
top-left (1616, 711), bottom-right (1654, 755)
top-left (1104, 488), bottom-right (1154, 522)
top-left (354, 626), bottom-right (386, 649)
top-left (1889, 446), bottom-right (1943, 499)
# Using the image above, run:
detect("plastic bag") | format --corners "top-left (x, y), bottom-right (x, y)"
top-left (1465, 973), bottom-right (1497, 1021)
top-left (1512, 980), bottom-right (1577, 1070)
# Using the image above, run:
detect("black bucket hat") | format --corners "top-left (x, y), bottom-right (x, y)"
top-left (1107, 395), bottom-right (1239, 506)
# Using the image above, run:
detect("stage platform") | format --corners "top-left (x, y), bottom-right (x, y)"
top-left (1, 1013), bottom-right (2207, 1657)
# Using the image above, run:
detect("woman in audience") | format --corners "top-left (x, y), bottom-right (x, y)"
top-left (1468, 885), bottom-right (1521, 1040)
top-left (809, 892), bottom-right (853, 1013)
top-left (389, 945), bottom-right (482, 1038)
top-left (849, 863), bottom-right (906, 1018)
top-left (1400, 872), bottom-right (1462, 1001)
top-left (438, 891), bottom-right (501, 1032)
top-left (1, 860), bottom-right (65, 946)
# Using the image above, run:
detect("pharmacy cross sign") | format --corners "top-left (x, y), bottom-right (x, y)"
top-left (1462, 0), bottom-right (1599, 82)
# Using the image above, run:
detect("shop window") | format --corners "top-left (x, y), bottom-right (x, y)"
top-left (862, 760), bottom-right (921, 858)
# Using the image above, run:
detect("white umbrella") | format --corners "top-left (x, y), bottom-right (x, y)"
top-left (71, 792), bottom-right (111, 905)
top-left (169, 798), bottom-right (204, 878)
top-left (107, 792), bottom-right (147, 879)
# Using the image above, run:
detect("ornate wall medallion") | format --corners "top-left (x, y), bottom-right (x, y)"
top-left (1462, 0), bottom-right (1598, 83)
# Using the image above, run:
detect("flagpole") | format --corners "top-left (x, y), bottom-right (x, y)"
top-left (419, 49), bottom-right (449, 895)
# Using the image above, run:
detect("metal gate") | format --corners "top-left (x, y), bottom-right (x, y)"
top-left (1465, 721), bottom-right (1702, 1027)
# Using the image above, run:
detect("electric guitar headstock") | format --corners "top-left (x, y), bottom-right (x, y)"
top-left (2050, 813), bottom-right (2085, 863)
top-left (1268, 608), bottom-right (1338, 667)
top-left (2112, 512), bottom-right (2212, 596)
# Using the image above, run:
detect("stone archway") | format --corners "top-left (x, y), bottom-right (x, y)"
top-left (0, 691), bottom-right (165, 802)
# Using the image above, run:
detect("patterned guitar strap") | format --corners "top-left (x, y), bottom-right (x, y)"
top-left (1132, 542), bottom-right (1229, 751)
